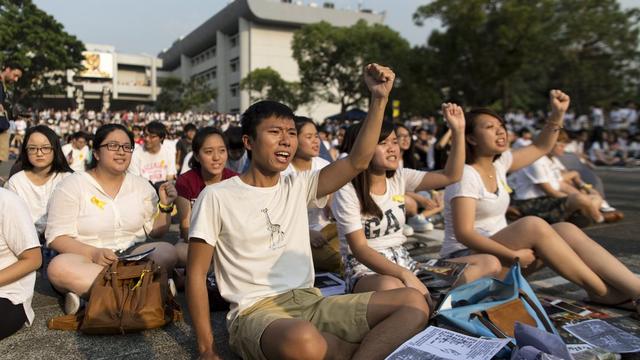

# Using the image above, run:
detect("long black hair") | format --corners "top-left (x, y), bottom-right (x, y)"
top-left (395, 123), bottom-right (418, 169)
top-left (18, 125), bottom-right (73, 175)
top-left (342, 121), bottom-right (396, 218)
top-left (189, 127), bottom-right (229, 170)
top-left (89, 124), bottom-right (134, 169)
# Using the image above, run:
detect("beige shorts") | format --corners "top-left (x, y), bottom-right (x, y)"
top-left (0, 131), bottom-right (9, 161)
top-left (229, 288), bottom-right (372, 360)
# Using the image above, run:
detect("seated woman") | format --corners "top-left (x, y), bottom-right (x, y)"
top-left (281, 116), bottom-right (341, 274)
top-left (5, 125), bottom-right (73, 237)
top-left (442, 91), bottom-right (640, 313)
top-left (396, 124), bottom-right (442, 233)
top-left (174, 127), bottom-right (237, 268)
top-left (0, 189), bottom-right (41, 340)
top-left (45, 124), bottom-right (179, 315)
top-left (550, 130), bottom-right (623, 222)
top-left (332, 105), bottom-right (501, 299)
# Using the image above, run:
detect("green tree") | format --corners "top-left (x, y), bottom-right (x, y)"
top-left (292, 20), bottom-right (411, 113)
top-left (240, 67), bottom-right (309, 111)
top-left (156, 77), bottom-right (217, 112)
top-left (413, 0), bottom-right (640, 113)
top-left (0, 0), bottom-right (85, 107)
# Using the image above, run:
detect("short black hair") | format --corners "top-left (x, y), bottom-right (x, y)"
top-left (241, 100), bottom-right (294, 139)
top-left (224, 126), bottom-right (244, 150)
top-left (19, 125), bottom-right (73, 175)
top-left (189, 127), bottom-right (229, 170)
top-left (465, 108), bottom-right (506, 164)
top-left (71, 131), bottom-right (90, 142)
top-left (2, 61), bottom-right (23, 71)
top-left (89, 124), bottom-right (134, 169)
top-left (183, 123), bottom-right (197, 133)
top-left (144, 121), bottom-right (167, 139)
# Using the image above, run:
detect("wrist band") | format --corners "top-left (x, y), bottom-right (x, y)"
top-left (158, 202), bottom-right (175, 214)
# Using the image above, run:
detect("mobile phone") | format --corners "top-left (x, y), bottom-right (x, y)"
top-left (550, 299), bottom-right (592, 316)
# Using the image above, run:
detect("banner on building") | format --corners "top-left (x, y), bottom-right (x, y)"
top-left (79, 52), bottom-right (114, 79)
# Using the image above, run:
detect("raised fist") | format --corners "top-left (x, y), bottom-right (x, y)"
top-left (441, 102), bottom-right (465, 133)
top-left (159, 181), bottom-right (178, 206)
top-left (549, 89), bottom-right (570, 116)
top-left (364, 63), bottom-right (395, 99)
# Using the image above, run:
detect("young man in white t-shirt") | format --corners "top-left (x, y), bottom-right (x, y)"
top-left (61, 131), bottom-right (90, 173)
top-left (187, 64), bottom-right (429, 360)
top-left (128, 121), bottom-right (177, 186)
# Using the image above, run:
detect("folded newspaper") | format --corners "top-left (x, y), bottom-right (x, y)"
top-left (314, 272), bottom-right (346, 297)
top-left (563, 319), bottom-right (640, 354)
top-left (385, 326), bottom-right (509, 360)
top-left (414, 259), bottom-right (467, 307)
top-left (118, 247), bottom-right (155, 261)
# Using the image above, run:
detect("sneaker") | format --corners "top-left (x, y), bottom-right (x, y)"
top-left (168, 278), bottom-right (177, 297)
top-left (600, 201), bottom-right (617, 213)
top-left (402, 224), bottom-right (414, 237)
top-left (407, 214), bottom-right (433, 233)
top-left (64, 292), bottom-right (81, 315)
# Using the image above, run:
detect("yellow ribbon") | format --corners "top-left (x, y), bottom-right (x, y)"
top-left (90, 196), bottom-right (106, 209)
top-left (391, 194), bottom-right (405, 203)
top-left (130, 270), bottom-right (150, 291)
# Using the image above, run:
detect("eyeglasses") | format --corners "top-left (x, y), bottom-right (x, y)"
top-left (99, 142), bottom-right (134, 153)
top-left (26, 146), bottom-right (53, 155)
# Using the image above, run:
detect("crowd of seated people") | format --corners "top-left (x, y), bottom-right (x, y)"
top-left (2, 64), bottom-right (639, 360)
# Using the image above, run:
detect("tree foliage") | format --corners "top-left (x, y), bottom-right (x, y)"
top-left (240, 67), bottom-right (309, 111)
top-left (412, 0), bottom-right (640, 113)
top-left (0, 0), bottom-right (85, 106)
top-left (156, 77), bottom-right (217, 113)
top-left (292, 20), bottom-right (411, 113)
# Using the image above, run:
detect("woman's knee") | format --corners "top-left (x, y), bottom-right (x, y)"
top-left (148, 242), bottom-right (179, 268)
top-left (474, 255), bottom-right (502, 277)
top-left (518, 216), bottom-right (551, 233)
top-left (47, 254), bottom-right (96, 292)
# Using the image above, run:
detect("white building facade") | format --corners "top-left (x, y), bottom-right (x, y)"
top-left (158, 0), bottom-right (383, 119)
top-left (62, 43), bottom-right (162, 109)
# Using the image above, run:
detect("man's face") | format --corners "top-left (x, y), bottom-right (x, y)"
top-left (2, 68), bottom-right (22, 83)
top-left (243, 116), bottom-right (297, 174)
top-left (72, 137), bottom-right (87, 150)
top-left (186, 129), bottom-right (197, 141)
top-left (143, 132), bottom-right (163, 151)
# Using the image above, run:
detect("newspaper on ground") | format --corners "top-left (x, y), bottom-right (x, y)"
top-left (563, 319), bottom-right (640, 353)
top-left (385, 326), bottom-right (509, 360)
top-left (313, 272), bottom-right (345, 297)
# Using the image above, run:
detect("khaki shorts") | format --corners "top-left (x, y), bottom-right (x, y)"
top-left (229, 288), bottom-right (372, 360)
top-left (0, 131), bottom-right (9, 161)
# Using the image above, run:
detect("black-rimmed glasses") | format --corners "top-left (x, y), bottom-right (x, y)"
top-left (99, 143), bottom-right (134, 153)
top-left (26, 146), bottom-right (53, 155)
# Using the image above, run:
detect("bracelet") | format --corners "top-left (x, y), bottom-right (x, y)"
top-left (580, 183), bottom-right (592, 190)
top-left (158, 202), bottom-right (175, 214)
top-left (544, 122), bottom-right (563, 132)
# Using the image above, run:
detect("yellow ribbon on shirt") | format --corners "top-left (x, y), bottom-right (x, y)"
top-left (392, 194), bottom-right (405, 203)
top-left (90, 196), bottom-right (106, 209)
top-left (500, 179), bottom-right (513, 194)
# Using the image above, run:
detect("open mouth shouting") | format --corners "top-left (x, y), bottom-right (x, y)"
top-left (275, 151), bottom-right (291, 163)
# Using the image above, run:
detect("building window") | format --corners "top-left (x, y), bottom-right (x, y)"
top-left (230, 57), bottom-right (239, 73)
top-left (230, 83), bottom-right (239, 98)
top-left (230, 34), bottom-right (238, 48)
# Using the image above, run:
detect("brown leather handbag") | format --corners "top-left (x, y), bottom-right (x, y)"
top-left (48, 260), bottom-right (182, 334)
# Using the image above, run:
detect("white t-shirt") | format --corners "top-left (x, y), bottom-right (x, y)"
top-left (282, 157), bottom-right (331, 231)
top-left (0, 188), bottom-right (40, 325)
top-left (189, 171), bottom-right (328, 326)
top-left (332, 168), bottom-right (424, 256)
top-left (180, 152), bottom-right (193, 175)
top-left (588, 142), bottom-right (608, 163)
top-left (128, 145), bottom-right (177, 184)
top-left (62, 143), bottom-right (90, 173)
top-left (5, 171), bottom-right (70, 234)
top-left (45, 172), bottom-right (158, 251)
top-left (510, 156), bottom-right (561, 200)
top-left (441, 151), bottom-right (514, 257)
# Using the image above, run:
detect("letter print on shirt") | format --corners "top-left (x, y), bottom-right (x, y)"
top-left (261, 208), bottom-right (286, 250)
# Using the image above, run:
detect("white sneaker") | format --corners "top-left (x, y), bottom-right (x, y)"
top-left (64, 292), bottom-right (81, 315)
top-left (168, 278), bottom-right (177, 297)
top-left (600, 200), bottom-right (616, 212)
top-left (402, 224), bottom-right (414, 237)
top-left (407, 214), bottom-right (433, 233)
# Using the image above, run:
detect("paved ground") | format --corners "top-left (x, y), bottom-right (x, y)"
top-left (0, 160), bottom-right (639, 359)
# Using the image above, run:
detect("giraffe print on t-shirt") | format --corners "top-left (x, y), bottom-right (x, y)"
top-left (261, 208), bottom-right (286, 250)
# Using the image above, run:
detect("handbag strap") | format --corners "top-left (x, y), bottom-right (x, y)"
top-left (518, 290), bottom-right (554, 333)
top-left (471, 312), bottom-right (516, 350)
top-left (109, 261), bottom-right (126, 318)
